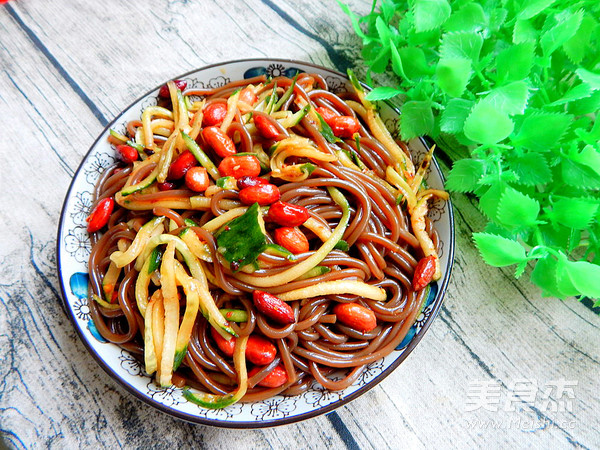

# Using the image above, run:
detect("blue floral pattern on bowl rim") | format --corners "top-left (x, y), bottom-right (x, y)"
top-left (57, 58), bottom-right (455, 428)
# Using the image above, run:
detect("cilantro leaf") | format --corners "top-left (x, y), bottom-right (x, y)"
top-left (473, 233), bottom-right (527, 267)
top-left (445, 159), bottom-right (485, 192)
top-left (563, 14), bottom-right (596, 64)
top-left (215, 203), bottom-right (266, 271)
top-left (464, 101), bottom-right (514, 145)
top-left (496, 186), bottom-right (540, 229)
top-left (400, 101), bottom-right (434, 140)
top-left (479, 183), bottom-right (506, 223)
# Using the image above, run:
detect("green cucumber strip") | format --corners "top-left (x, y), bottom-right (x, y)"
top-left (120, 167), bottom-right (158, 196)
top-left (217, 176), bottom-right (237, 190)
top-left (316, 111), bottom-right (340, 144)
top-left (297, 265), bottom-right (331, 280)
top-left (274, 74), bottom-right (298, 112)
top-left (139, 234), bottom-right (236, 337)
top-left (147, 247), bottom-right (163, 274)
top-left (333, 239), bottom-right (349, 251)
top-left (289, 104), bottom-right (309, 126)
top-left (219, 309), bottom-right (249, 322)
top-left (183, 389), bottom-right (238, 410)
top-left (173, 346), bottom-right (187, 371)
top-left (184, 218), bottom-right (199, 227)
top-left (181, 131), bottom-right (220, 181)
top-left (263, 243), bottom-right (296, 260)
top-left (110, 129), bottom-right (129, 142)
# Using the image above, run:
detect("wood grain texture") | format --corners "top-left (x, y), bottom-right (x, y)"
top-left (1, 0), bottom-right (599, 448)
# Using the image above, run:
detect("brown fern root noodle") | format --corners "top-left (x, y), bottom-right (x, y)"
top-left (88, 72), bottom-right (444, 403)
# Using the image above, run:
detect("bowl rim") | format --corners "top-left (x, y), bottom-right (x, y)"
top-left (56, 57), bottom-right (455, 428)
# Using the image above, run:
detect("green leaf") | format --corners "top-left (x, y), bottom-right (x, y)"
top-left (375, 16), bottom-right (393, 43)
top-left (445, 159), bottom-right (485, 192)
top-left (444, 3), bottom-right (486, 32)
top-left (561, 159), bottom-right (600, 190)
top-left (496, 186), bottom-right (540, 229)
top-left (479, 183), bottom-right (506, 222)
top-left (215, 203), bottom-right (266, 271)
top-left (563, 14), bottom-right (597, 64)
top-left (496, 41), bottom-right (535, 83)
top-left (473, 233), bottom-right (527, 267)
top-left (568, 144), bottom-right (600, 173)
top-left (575, 68), bottom-right (600, 90)
top-left (547, 83), bottom-right (593, 106)
top-left (508, 153), bottom-right (552, 186)
top-left (512, 113), bottom-right (572, 151)
top-left (519, 0), bottom-right (558, 20)
top-left (435, 58), bottom-right (472, 97)
top-left (531, 255), bottom-right (564, 298)
top-left (569, 91), bottom-right (600, 115)
top-left (400, 101), bottom-right (434, 140)
top-left (482, 81), bottom-right (530, 115)
top-left (413, 0), bottom-right (451, 33)
top-left (440, 98), bottom-right (474, 133)
top-left (398, 47), bottom-right (431, 80)
top-left (550, 198), bottom-right (599, 230)
top-left (389, 41), bottom-right (408, 80)
top-left (338, 1), bottom-right (370, 41)
top-left (540, 10), bottom-right (583, 56)
top-left (563, 258), bottom-right (600, 298)
top-left (440, 31), bottom-right (483, 63)
top-left (316, 111), bottom-right (340, 144)
top-left (464, 101), bottom-right (514, 145)
top-left (513, 19), bottom-right (538, 44)
top-left (488, 8), bottom-right (508, 32)
top-left (365, 86), bottom-right (403, 101)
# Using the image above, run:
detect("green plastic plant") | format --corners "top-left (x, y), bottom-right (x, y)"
top-left (340, 0), bottom-right (600, 304)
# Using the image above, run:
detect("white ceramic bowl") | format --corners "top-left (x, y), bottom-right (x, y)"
top-left (57, 58), bottom-right (455, 427)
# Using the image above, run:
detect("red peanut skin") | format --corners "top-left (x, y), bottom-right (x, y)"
top-left (86, 197), bottom-right (114, 233)
top-left (267, 201), bottom-right (309, 227)
top-left (239, 87), bottom-right (258, 106)
top-left (333, 303), bottom-right (377, 332)
top-left (168, 150), bottom-right (197, 180)
top-left (248, 364), bottom-right (288, 388)
top-left (210, 328), bottom-right (276, 365)
top-left (330, 116), bottom-right (360, 138)
top-left (202, 126), bottom-right (236, 158)
top-left (157, 182), bottom-right (176, 191)
top-left (316, 106), bottom-right (360, 138)
top-left (275, 227), bottom-right (309, 254)
top-left (202, 102), bottom-right (228, 127)
top-left (245, 335), bottom-right (277, 365)
top-left (185, 167), bottom-right (210, 192)
top-left (115, 144), bottom-right (138, 163)
top-left (254, 114), bottom-right (280, 139)
top-left (218, 155), bottom-right (261, 179)
top-left (238, 184), bottom-right (280, 206)
top-left (413, 255), bottom-right (436, 291)
top-left (237, 176), bottom-right (268, 190)
top-left (253, 290), bottom-right (295, 324)
top-left (159, 80), bottom-right (187, 98)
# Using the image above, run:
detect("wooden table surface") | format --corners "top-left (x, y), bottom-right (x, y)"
top-left (1, 0), bottom-right (599, 448)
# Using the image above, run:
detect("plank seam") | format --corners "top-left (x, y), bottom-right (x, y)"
top-left (5, 4), bottom-right (109, 126)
